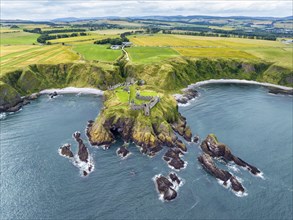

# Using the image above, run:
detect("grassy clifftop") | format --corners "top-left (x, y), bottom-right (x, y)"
top-left (124, 57), bottom-right (293, 93)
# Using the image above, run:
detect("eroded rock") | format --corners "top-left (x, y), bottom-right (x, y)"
top-left (200, 134), bottom-right (260, 175)
top-left (198, 153), bottom-right (244, 193)
top-left (59, 143), bottom-right (74, 158)
top-left (73, 131), bottom-right (89, 162)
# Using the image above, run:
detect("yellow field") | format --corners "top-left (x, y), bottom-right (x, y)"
top-left (174, 47), bottom-right (258, 59)
top-left (0, 45), bottom-right (79, 74)
top-left (89, 29), bottom-right (143, 35)
top-left (129, 34), bottom-right (285, 48)
top-left (48, 34), bottom-right (115, 44)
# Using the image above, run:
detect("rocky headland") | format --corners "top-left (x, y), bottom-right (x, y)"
top-left (86, 88), bottom-right (192, 156)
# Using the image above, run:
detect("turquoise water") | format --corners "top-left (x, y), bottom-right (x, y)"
top-left (1, 85), bottom-right (292, 219)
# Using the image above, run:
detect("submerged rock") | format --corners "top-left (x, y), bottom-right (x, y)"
top-left (59, 143), bottom-right (74, 158)
top-left (198, 153), bottom-right (244, 193)
top-left (200, 134), bottom-right (260, 175)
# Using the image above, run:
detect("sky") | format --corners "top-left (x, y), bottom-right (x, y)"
top-left (1, 0), bottom-right (292, 20)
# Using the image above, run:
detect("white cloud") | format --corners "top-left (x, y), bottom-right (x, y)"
top-left (0, 0), bottom-right (292, 20)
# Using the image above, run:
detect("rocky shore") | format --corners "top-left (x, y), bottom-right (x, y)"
top-left (174, 87), bottom-right (199, 104)
top-left (0, 93), bottom-right (39, 113)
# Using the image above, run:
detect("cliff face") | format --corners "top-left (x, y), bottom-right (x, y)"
top-left (0, 62), bottom-right (123, 108)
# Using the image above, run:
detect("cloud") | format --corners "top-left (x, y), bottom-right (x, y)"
top-left (0, 0), bottom-right (292, 20)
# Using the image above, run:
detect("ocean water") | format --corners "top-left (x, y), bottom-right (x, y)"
top-left (0, 85), bottom-right (292, 220)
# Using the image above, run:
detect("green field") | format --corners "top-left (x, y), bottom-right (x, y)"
top-left (73, 44), bottom-right (122, 62)
top-left (126, 46), bottom-right (179, 64)
top-left (0, 31), bottom-right (39, 45)
top-left (128, 34), bottom-right (292, 68)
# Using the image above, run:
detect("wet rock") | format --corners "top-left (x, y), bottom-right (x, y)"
top-left (175, 139), bottom-right (187, 152)
top-left (175, 88), bottom-right (199, 104)
top-left (164, 149), bottom-right (186, 170)
top-left (198, 153), bottom-right (245, 193)
top-left (169, 173), bottom-right (181, 185)
top-left (198, 153), bottom-right (231, 183)
top-left (117, 145), bottom-right (130, 158)
top-left (59, 143), bottom-right (74, 157)
top-left (27, 93), bottom-right (40, 100)
top-left (155, 175), bottom-right (177, 201)
top-left (230, 176), bottom-right (244, 192)
top-left (200, 134), bottom-right (260, 175)
top-left (6, 102), bottom-right (23, 112)
top-left (73, 131), bottom-right (89, 162)
top-left (83, 171), bottom-right (88, 176)
top-left (49, 91), bottom-right (58, 98)
top-left (268, 87), bottom-right (293, 96)
top-left (193, 135), bottom-right (200, 143)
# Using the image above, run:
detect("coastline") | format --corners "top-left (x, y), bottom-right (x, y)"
top-left (39, 87), bottom-right (104, 95)
top-left (186, 79), bottom-right (293, 91)
top-left (174, 79), bottom-right (293, 105)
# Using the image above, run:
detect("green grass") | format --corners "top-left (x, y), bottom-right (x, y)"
top-left (73, 44), bottom-right (122, 62)
top-left (0, 31), bottom-right (39, 45)
top-left (126, 46), bottom-right (179, 64)
top-left (114, 87), bottom-right (130, 103)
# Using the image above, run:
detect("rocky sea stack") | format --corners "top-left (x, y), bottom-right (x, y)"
top-left (87, 85), bottom-right (192, 156)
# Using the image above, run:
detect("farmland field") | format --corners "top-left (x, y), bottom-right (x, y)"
top-left (128, 34), bottom-right (292, 68)
top-left (0, 31), bottom-right (39, 45)
top-left (126, 46), bottom-right (179, 64)
top-left (48, 34), bottom-right (114, 44)
top-left (72, 44), bottom-right (122, 62)
top-left (0, 45), bottom-right (79, 74)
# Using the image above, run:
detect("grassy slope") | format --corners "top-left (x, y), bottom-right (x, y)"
top-left (73, 44), bottom-right (122, 62)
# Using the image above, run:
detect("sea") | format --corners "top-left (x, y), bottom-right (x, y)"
top-left (1, 84), bottom-right (292, 219)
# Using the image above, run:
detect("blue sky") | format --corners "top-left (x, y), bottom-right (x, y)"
top-left (1, 0), bottom-right (292, 20)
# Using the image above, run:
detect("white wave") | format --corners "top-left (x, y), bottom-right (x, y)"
top-left (72, 154), bottom-right (95, 177)
top-left (217, 179), bottom-right (231, 189)
top-left (227, 164), bottom-right (240, 173)
top-left (232, 189), bottom-right (248, 197)
top-left (178, 102), bottom-right (191, 107)
top-left (187, 79), bottom-right (293, 91)
top-left (0, 112), bottom-right (7, 120)
top-left (256, 171), bottom-right (265, 180)
top-left (40, 87), bottom-right (104, 96)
